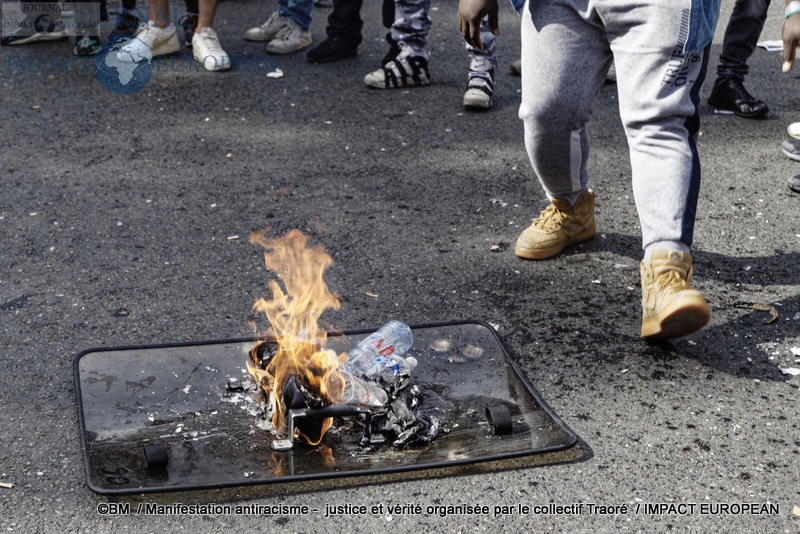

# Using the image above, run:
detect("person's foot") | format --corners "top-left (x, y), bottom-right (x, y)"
top-left (109, 11), bottom-right (141, 38)
top-left (117, 21), bottom-right (180, 61)
top-left (781, 138), bottom-right (800, 161)
top-left (788, 121), bottom-right (800, 140)
top-left (509, 58), bottom-right (521, 75)
top-left (265, 19), bottom-right (312, 54)
top-left (463, 56), bottom-right (494, 110)
top-left (788, 174), bottom-right (800, 193)
top-left (364, 55), bottom-right (431, 89)
top-left (1, 13), bottom-right (67, 45)
top-left (192, 27), bottom-right (231, 71)
top-left (307, 35), bottom-right (358, 63)
top-left (179, 12), bottom-right (199, 47)
top-left (514, 190), bottom-right (596, 260)
top-left (243, 11), bottom-right (286, 42)
top-left (73, 34), bottom-right (101, 56)
top-left (640, 250), bottom-right (709, 339)
top-left (381, 32), bottom-right (401, 66)
top-left (708, 78), bottom-right (769, 118)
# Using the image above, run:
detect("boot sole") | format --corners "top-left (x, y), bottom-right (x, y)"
top-left (641, 298), bottom-right (710, 340)
top-left (308, 49), bottom-right (357, 63)
top-left (266, 41), bottom-right (312, 54)
top-left (707, 97), bottom-right (769, 119)
top-left (514, 223), bottom-right (596, 260)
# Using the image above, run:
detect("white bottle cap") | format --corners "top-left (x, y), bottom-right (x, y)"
top-left (405, 356), bottom-right (418, 371)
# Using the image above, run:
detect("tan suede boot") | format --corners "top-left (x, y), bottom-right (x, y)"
top-left (640, 250), bottom-right (710, 339)
top-left (515, 190), bottom-right (596, 260)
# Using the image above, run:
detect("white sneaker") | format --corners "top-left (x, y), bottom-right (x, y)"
top-left (265, 19), bottom-right (311, 54)
top-left (243, 11), bottom-right (287, 42)
top-left (788, 121), bottom-right (800, 140)
top-left (463, 56), bottom-right (494, 109)
top-left (192, 27), bottom-right (232, 71)
top-left (116, 21), bottom-right (179, 62)
top-left (364, 54), bottom-right (431, 89)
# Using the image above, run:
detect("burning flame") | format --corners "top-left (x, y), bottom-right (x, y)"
top-left (247, 229), bottom-right (346, 444)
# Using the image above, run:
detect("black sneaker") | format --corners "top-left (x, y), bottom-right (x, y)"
top-left (179, 12), bottom-right (199, 47)
top-left (789, 174), bottom-right (800, 194)
top-left (73, 34), bottom-right (101, 56)
top-left (381, 32), bottom-right (400, 66)
top-left (708, 78), bottom-right (769, 119)
top-left (781, 138), bottom-right (800, 162)
top-left (307, 36), bottom-right (358, 64)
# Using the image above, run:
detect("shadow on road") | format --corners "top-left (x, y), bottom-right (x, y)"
top-left (576, 232), bottom-right (799, 381)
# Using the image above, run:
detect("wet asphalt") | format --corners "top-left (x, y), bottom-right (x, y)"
top-left (1, 0), bottom-right (799, 532)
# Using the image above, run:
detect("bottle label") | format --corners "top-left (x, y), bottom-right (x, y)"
top-left (376, 337), bottom-right (395, 356)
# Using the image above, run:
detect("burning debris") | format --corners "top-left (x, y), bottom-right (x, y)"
top-left (245, 229), bottom-right (440, 450)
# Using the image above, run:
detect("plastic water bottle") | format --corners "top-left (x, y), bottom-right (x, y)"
top-left (325, 370), bottom-right (388, 407)
top-left (345, 320), bottom-right (414, 374)
top-left (364, 354), bottom-right (418, 379)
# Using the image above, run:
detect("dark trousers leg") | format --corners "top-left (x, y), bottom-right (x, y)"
top-left (717, 0), bottom-right (770, 81)
top-left (64, 0), bottom-right (108, 35)
top-left (383, 0), bottom-right (394, 28)
top-left (326, 0), bottom-right (363, 46)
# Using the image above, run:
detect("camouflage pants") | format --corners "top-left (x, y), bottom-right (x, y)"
top-left (390, 1), bottom-right (497, 66)
top-left (389, 0), bottom-right (431, 59)
top-left (464, 16), bottom-right (497, 67)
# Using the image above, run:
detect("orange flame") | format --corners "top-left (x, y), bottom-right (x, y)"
top-left (246, 229), bottom-right (347, 444)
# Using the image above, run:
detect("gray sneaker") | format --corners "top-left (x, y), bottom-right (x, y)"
top-left (781, 138), bottom-right (800, 162)
top-left (265, 19), bottom-right (311, 54)
top-left (243, 11), bottom-right (287, 42)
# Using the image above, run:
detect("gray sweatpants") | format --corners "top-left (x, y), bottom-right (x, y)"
top-left (519, 0), bottom-right (710, 255)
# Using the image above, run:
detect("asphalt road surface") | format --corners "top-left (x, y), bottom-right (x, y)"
top-left (1, 0), bottom-right (799, 532)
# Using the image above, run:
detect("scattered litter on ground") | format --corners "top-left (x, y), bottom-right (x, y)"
top-left (267, 69), bottom-right (284, 79)
top-left (791, 347), bottom-right (800, 357)
top-left (365, 291), bottom-right (379, 298)
top-left (780, 368), bottom-right (800, 376)
top-left (0, 482), bottom-right (12, 489)
top-left (227, 235), bottom-right (239, 240)
top-left (792, 505), bottom-right (800, 517)
top-left (751, 303), bottom-right (778, 324)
